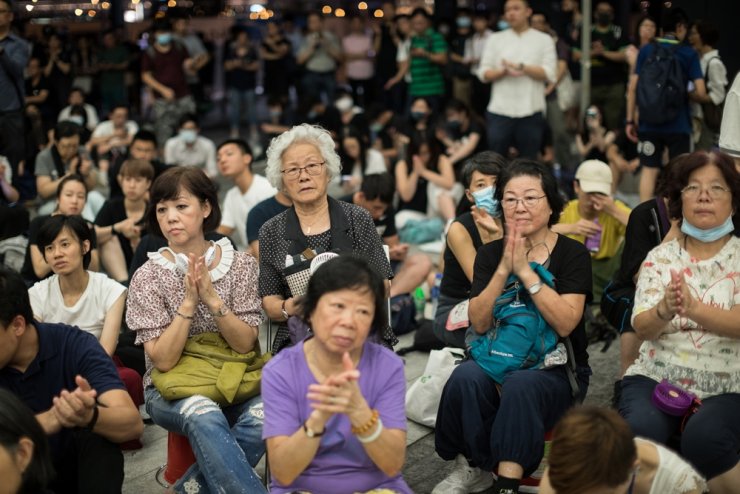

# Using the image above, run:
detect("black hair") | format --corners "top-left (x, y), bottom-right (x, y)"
top-left (131, 129), bottom-right (158, 148)
top-left (300, 256), bottom-right (387, 337)
top-left (217, 138), bottom-right (253, 158)
top-left (444, 98), bottom-right (471, 116)
top-left (461, 151), bottom-right (506, 189)
top-left (661, 7), bottom-right (689, 35)
top-left (360, 173), bottom-right (395, 204)
top-left (633, 15), bottom-right (656, 44)
top-left (178, 113), bottom-right (199, 129)
top-left (55, 174), bottom-right (88, 199)
top-left (68, 87), bottom-right (86, 97)
top-left (410, 7), bottom-right (431, 20)
top-left (692, 19), bottom-right (719, 47)
top-left (68, 104), bottom-right (87, 126)
top-left (407, 136), bottom-right (442, 174)
top-left (339, 129), bottom-right (368, 176)
top-left (666, 150), bottom-right (740, 229)
top-left (147, 166), bottom-right (221, 237)
top-left (0, 267), bottom-right (33, 327)
top-left (496, 159), bottom-right (564, 227)
top-left (580, 104), bottom-right (605, 142)
top-left (531, 10), bottom-right (549, 24)
top-left (54, 120), bottom-right (82, 141)
top-left (152, 18), bottom-right (173, 33)
top-left (0, 389), bottom-right (54, 493)
top-left (110, 103), bottom-right (129, 114)
top-left (37, 215), bottom-right (93, 270)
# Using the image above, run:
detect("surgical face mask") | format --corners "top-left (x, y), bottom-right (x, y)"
top-left (269, 109), bottom-right (282, 119)
top-left (497, 20), bottom-right (509, 31)
top-left (471, 185), bottom-right (500, 218)
top-left (370, 122), bottom-right (384, 133)
top-left (156, 33), bottom-right (172, 46)
top-left (67, 115), bottom-right (85, 127)
top-left (410, 111), bottom-right (427, 121)
top-left (596, 13), bottom-right (612, 26)
top-left (335, 97), bottom-right (353, 113)
top-left (446, 120), bottom-right (462, 133)
top-left (457, 17), bottom-right (472, 28)
top-left (307, 110), bottom-right (318, 120)
top-left (179, 129), bottom-right (197, 144)
top-left (680, 216), bottom-right (735, 243)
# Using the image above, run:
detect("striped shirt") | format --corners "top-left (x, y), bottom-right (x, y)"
top-left (409, 28), bottom-right (447, 97)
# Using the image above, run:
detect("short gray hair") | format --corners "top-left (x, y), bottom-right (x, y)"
top-left (265, 124), bottom-right (341, 190)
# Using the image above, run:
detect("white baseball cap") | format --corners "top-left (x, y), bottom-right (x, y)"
top-left (575, 160), bottom-right (612, 196)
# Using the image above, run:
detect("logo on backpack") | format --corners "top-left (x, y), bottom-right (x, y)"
top-left (637, 41), bottom-right (687, 126)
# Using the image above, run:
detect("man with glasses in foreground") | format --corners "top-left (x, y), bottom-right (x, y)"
top-left (554, 159), bottom-right (631, 306)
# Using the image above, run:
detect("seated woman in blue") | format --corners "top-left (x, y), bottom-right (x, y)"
top-left (262, 256), bottom-right (411, 494)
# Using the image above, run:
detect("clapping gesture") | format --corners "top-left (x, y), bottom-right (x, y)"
top-left (662, 269), bottom-right (696, 319)
top-left (306, 352), bottom-right (368, 428)
top-left (52, 375), bottom-right (98, 429)
top-left (184, 253), bottom-right (220, 310)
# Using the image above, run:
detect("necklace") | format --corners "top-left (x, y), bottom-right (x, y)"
top-left (300, 209), bottom-right (329, 235)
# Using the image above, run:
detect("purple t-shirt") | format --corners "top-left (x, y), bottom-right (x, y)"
top-left (262, 339), bottom-right (411, 494)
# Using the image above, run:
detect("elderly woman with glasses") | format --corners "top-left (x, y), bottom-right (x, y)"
top-left (618, 150), bottom-right (740, 494)
top-left (433, 160), bottom-right (592, 494)
top-left (259, 124), bottom-right (394, 353)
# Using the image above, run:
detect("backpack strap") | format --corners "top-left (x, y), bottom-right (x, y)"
top-left (563, 336), bottom-right (582, 402)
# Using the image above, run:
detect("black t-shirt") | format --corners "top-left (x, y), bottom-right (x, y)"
top-left (246, 196), bottom-right (291, 245)
top-left (441, 212), bottom-right (483, 300)
top-left (584, 25), bottom-right (628, 86)
top-left (395, 161), bottom-right (428, 215)
top-left (376, 23), bottom-right (398, 80)
top-left (225, 44), bottom-right (259, 90)
top-left (94, 198), bottom-right (146, 267)
top-left (21, 215), bottom-right (98, 284)
top-left (341, 194), bottom-right (397, 239)
top-left (470, 234), bottom-right (592, 367)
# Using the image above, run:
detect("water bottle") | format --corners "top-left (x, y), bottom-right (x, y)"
top-left (413, 287), bottom-right (426, 322)
top-left (584, 218), bottom-right (601, 253)
top-left (430, 273), bottom-right (443, 319)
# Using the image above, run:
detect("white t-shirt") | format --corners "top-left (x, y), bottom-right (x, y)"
top-left (635, 438), bottom-right (707, 494)
top-left (28, 271), bottom-right (127, 340)
top-left (220, 174), bottom-right (276, 251)
top-left (91, 119), bottom-right (139, 139)
top-left (164, 136), bottom-right (218, 177)
top-left (477, 27), bottom-right (556, 117)
top-left (719, 72), bottom-right (740, 157)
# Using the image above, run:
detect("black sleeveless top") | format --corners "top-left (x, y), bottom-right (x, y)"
top-left (440, 212), bottom-right (483, 300)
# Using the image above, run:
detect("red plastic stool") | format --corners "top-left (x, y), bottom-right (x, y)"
top-left (156, 432), bottom-right (196, 487)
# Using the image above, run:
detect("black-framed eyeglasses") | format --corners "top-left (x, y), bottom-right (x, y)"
top-left (681, 184), bottom-right (729, 200)
top-left (281, 162), bottom-right (325, 180)
top-left (501, 195), bottom-right (546, 210)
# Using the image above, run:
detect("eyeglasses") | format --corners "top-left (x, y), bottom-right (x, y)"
top-left (681, 184), bottom-right (729, 199)
top-left (281, 162), bottom-right (325, 180)
top-left (501, 195), bottom-right (546, 210)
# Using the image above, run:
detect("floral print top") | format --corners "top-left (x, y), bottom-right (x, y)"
top-left (626, 237), bottom-right (740, 399)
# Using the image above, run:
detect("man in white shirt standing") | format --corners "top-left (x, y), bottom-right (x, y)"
top-left (216, 139), bottom-right (276, 252)
top-left (477, 0), bottom-right (556, 159)
top-left (163, 113), bottom-right (217, 178)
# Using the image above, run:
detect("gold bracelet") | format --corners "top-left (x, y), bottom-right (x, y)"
top-left (351, 409), bottom-right (380, 436)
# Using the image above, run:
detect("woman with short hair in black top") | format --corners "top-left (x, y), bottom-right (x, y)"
top-left (433, 152), bottom-right (505, 348)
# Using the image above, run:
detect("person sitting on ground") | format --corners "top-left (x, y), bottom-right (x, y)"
top-left (433, 160), bottom-right (591, 494)
top-left (262, 255), bottom-right (412, 493)
top-left (576, 105), bottom-right (615, 163)
top-left (0, 267), bottom-right (144, 494)
top-left (0, 155), bottom-right (29, 242)
top-left (333, 129), bottom-right (387, 196)
top-left (395, 136), bottom-right (461, 227)
top-left (21, 174), bottom-right (100, 286)
top-left (57, 87), bottom-right (99, 131)
top-left (0, 388), bottom-right (55, 494)
top-left (258, 124), bottom-right (394, 353)
top-left (553, 159), bottom-right (630, 305)
top-left (107, 130), bottom-right (171, 199)
top-left (86, 105), bottom-right (138, 173)
top-left (126, 166), bottom-right (267, 494)
top-left (246, 190), bottom-right (293, 260)
top-left (215, 139), bottom-right (276, 252)
top-left (34, 121), bottom-right (101, 218)
top-left (618, 150), bottom-right (740, 494)
top-left (94, 159), bottom-right (153, 283)
top-left (540, 406), bottom-right (706, 494)
top-left (163, 113), bottom-right (217, 179)
top-left (433, 152), bottom-right (505, 349)
top-left (435, 98), bottom-right (487, 171)
top-left (28, 215), bottom-right (143, 434)
top-left (345, 173), bottom-right (433, 299)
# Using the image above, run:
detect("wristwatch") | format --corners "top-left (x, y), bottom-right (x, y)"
top-left (281, 299), bottom-right (290, 320)
top-left (211, 303), bottom-right (230, 318)
top-left (303, 421), bottom-right (325, 438)
top-left (527, 281), bottom-right (544, 296)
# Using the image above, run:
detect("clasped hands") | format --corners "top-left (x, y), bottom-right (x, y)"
top-left (183, 252), bottom-right (221, 313)
top-left (50, 375), bottom-right (98, 431)
top-left (496, 226), bottom-right (535, 279)
top-left (657, 269), bottom-right (696, 322)
top-left (306, 352), bottom-right (368, 430)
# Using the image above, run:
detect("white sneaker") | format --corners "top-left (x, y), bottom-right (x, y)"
top-left (432, 455), bottom-right (493, 494)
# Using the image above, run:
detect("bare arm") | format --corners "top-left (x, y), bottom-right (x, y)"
top-left (141, 71), bottom-right (174, 100)
top-left (30, 244), bottom-right (52, 280)
top-left (420, 155), bottom-right (455, 189)
top-left (446, 131), bottom-right (481, 165)
top-left (262, 294), bottom-right (298, 322)
top-left (394, 160), bottom-right (419, 202)
top-left (36, 175), bottom-right (64, 200)
top-left (99, 293), bottom-right (126, 356)
top-left (25, 88), bottom-right (49, 105)
top-left (446, 222), bottom-right (477, 282)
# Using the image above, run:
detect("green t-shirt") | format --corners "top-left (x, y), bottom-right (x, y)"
top-left (409, 28), bottom-right (447, 97)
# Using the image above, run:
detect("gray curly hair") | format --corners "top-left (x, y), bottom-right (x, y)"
top-left (264, 124), bottom-right (342, 190)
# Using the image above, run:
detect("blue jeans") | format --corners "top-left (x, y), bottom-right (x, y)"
top-left (227, 88), bottom-right (257, 130)
top-left (145, 387), bottom-right (267, 493)
top-left (486, 111), bottom-right (545, 160)
top-left (301, 70), bottom-right (336, 104)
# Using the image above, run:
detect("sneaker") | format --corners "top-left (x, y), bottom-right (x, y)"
top-left (432, 455), bottom-right (494, 494)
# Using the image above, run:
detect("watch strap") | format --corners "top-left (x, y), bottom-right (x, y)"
top-left (303, 421), bottom-right (325, 438)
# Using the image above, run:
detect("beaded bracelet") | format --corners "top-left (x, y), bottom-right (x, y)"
top-left (357, 417), bottom-right (383, 444)
top-left (351, 409), bottom-right (380, 435)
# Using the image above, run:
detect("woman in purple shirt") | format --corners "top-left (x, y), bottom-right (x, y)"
top-left (262, 256), bottom-right (411, 494)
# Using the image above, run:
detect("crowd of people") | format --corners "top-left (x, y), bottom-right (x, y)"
top-left (0, 0), bottom-right (739, 492)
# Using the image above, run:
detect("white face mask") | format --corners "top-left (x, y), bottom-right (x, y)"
top-left (335, 97), bottom-right (354, 112)
top-left (179, 129), bottom-right (197, 144)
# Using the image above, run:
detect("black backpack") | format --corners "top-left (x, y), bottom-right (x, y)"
top-left (637, 42), bottom-right (687, 126)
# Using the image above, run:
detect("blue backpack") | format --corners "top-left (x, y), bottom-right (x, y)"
top-left (636, 41), bottom-right (687, 126)
top-left (468, 262), bottom-right (558, 384)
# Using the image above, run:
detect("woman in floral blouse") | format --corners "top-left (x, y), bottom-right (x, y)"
top-left (619, 150), bottom-right (740, 494)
